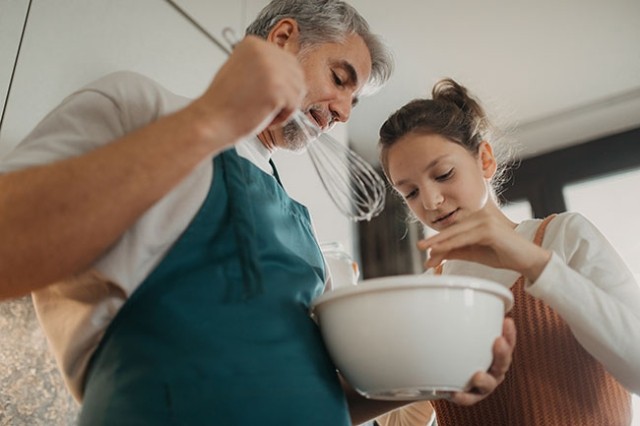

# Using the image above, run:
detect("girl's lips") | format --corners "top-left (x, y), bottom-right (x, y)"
top-left (434, 209), bottom-right (459, 227)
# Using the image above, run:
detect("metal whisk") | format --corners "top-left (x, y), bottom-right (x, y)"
top-left (165, 0), bottom-right (387, 221)
top-left (307, 133), bottom-right (386, 222)
top-left (291, 112), bottom-right (386, 221)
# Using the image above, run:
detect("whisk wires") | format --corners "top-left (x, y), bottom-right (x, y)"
top-left (307, 133), bottom-right (386, 222)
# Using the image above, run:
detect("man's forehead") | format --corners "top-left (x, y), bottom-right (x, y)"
top-left (335, 35), bottom-right (372, 86)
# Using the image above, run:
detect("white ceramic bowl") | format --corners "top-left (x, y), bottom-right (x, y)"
top-left (310, 274), bottom-right (513, 400)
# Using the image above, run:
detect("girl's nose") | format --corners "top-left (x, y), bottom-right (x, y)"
top-left (421, 188), bottom-right (444, 210)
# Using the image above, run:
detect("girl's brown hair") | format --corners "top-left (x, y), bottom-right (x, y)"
top-left (378, 78), bottom-right (510, 194)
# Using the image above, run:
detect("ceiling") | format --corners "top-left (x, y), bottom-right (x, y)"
top-left (2, 0), bottom-right (639, 167)
top-left (338, 0), bottom-right (640, 165)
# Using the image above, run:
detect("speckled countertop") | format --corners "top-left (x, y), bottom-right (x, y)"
top-left (0, 296), bottom-right (79, 425)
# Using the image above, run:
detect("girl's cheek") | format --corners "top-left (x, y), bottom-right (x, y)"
top-left (406, 201), bottom-right (423, 221)
top-left (478, 180), bottom-right (491, 208)
top-left (409, 199), bottom-right (422, 212)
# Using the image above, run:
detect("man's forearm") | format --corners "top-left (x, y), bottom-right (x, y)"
top-left (0, 107), bottom-right (225, 299)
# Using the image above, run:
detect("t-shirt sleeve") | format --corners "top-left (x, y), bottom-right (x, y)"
top-left (0, 71), bottom-right (163, 174)
top-left (0, 90), bottom-right (124, 173)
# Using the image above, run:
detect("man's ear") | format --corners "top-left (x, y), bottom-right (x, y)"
top-left (479, 141), bottom-right (497, 179)
top-left (267, 18), bottom-right (301, 53)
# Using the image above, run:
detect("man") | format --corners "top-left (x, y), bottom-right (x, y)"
top-left (0, 1), bottom-right (514, 424)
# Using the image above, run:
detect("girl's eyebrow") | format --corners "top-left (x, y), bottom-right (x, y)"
top-left (393, 154), bottom-right (448, 187)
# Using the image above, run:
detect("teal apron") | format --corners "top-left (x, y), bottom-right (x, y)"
top-left (79, 148), bottom-right (349, 425)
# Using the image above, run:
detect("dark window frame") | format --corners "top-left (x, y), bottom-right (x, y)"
top-left (500, 127), bottom-right (640, 217)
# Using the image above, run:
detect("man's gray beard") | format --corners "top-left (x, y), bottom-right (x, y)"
top-left (282, 120), bottom-right (311, 152)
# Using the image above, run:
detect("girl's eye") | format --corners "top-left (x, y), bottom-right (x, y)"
top-left (436, 168), bottom-right (454, 182)
top-left (404, 189), bottom-right (418, 200)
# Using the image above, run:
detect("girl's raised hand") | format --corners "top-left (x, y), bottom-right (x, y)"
top-left (418, 203), bottom-right (551, 282)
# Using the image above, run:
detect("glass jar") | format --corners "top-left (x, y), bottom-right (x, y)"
top-left (320, 242), bottom-right (360, 289)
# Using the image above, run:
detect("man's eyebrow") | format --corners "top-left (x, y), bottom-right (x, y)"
top-left (334, 60), bottom-right (359, 86)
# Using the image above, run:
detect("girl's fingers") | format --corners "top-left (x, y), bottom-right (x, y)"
top-left (428, 231), bottom-right (488, 258)
top-left (488, 324), bottom-right (514, 382)
top-left (420, 217), bottom-right (491, 251)
top-left (502, 317), bottom-right (517, 350)
top-left (421, 220), bottom-right (481, 247)
top-left (423, 242), bottom-right (481, 269)
top-left (424, 247), bottom-right (444, 269)
top-left (448, 319), bottom-right (516, 406)
top-left (448, 372), bottom-right (497, 405)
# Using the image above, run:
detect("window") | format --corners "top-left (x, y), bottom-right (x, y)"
top-left (565, 169), bottom-right (640, 281)
top-left (501, 199), bottom-right (533, 223)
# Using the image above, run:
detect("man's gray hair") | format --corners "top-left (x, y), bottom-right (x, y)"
top-left (246, 0), bottom-right (393, 95)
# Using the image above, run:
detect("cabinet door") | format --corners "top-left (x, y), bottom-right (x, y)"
top-left (0, 0), bottom-right (30, 141)
top-left (0, 0), bottom-right (243, 157)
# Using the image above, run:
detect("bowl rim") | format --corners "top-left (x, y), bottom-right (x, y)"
top-left (311, 274), bottom-right (514, 313)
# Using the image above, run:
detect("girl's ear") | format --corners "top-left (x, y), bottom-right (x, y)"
top-left (479, 141), bottom-right (497, 179)
top-left (267, 18), bottom-right (301, 53)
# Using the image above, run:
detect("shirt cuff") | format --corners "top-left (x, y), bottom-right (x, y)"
top-left (525, 251), bottom-right (562, 297)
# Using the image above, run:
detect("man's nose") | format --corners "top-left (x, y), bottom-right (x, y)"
top-left (330, 93), bottom-right (354, 123)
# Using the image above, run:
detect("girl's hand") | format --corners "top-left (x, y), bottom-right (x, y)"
top-left (449, 317), bottom-right (516, 405)
top-left (418, 203), bottom-right (551, 282)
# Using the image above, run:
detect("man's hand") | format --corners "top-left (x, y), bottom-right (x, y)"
top-left (190, 35), bottom-right (307, 149)
top-left (448, 317), bottom-right (516, 405)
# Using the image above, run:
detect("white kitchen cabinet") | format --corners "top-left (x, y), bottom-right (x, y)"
top-left (0, 0), bottom-right (30, 133)
top-left (0, 0), bottom-right (242, 157)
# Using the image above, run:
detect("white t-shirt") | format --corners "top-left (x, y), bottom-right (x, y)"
top-left (0, 71), bottom-right (316, 401)
top-left (435, 213), bottom-right (640, 395)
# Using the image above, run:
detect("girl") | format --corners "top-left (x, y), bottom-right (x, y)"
top-left (375, 79), bottom-right (640, 425)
